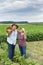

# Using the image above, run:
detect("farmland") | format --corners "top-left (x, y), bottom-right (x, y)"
top-left (0, 23), bottom-right (43, 35)
top-left (0, 41), bottom-right (43, 65)
top-left (0, 23), bottom-right (43, 65)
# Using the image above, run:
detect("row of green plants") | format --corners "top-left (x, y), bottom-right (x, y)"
top-left (0, 33), bottom-right (43, 43)
top-left (0, 51), bottom-right (40, 65)
top-left (27, 33), bottom-right (43, 42)
top-left (0, 42), bottom-right (40, 65)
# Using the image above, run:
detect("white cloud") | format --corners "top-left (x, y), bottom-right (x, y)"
top-left (0, 0), bottom-right (43, 22)
top-left (0, 0), bottom-right (29, 10)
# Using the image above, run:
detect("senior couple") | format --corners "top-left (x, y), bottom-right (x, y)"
top-left (6, 24), bottom-right (27, 60)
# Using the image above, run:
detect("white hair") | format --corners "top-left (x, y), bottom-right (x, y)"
top-left (22, 28), bottom-right (25, 33)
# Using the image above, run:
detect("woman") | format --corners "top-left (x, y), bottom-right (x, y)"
top-left (18, 28), bottom-right (27, 58)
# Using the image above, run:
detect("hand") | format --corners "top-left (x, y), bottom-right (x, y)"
top-left (21, 33), bottom-right (24, 36)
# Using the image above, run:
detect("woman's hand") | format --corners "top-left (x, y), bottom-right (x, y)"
top-left (21, 33), bottom-right (24, 36)
top-left (24, 34), bottom-right (27, 40)
top-left (21, 33), bottom-right (27, 40)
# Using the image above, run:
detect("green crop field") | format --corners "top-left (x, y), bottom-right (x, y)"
top-left (0, 41), bottom-right (43, 65)
top-left (0, 23), bottom-right (43, 65)
top-left (0, 23), bottom-right (43, 35)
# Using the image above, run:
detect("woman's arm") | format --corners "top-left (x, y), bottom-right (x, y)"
top-left (24, 34), bottom-right (27, 40)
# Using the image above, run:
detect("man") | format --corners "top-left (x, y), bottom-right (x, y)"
top-left (7, 24), bottom-right (18, 60)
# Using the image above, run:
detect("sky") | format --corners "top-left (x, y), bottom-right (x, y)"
top-left (0, 0), bottom-right (43, 22)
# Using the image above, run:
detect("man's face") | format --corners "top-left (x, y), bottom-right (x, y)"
top-left (12, 25), bottom-right (17, 31)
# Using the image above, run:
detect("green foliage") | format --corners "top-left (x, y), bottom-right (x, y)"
top-left (0, 48), bottom-right (40, 65)
top-left (0, 24), bottom-right (43, 35)
top-left (0, 24), bottom-right (43, 42)
top-left (13, 55), bottom-right (28, 65)
top-left (27, 33), bottom-right (43, 42)
top-left (0, 24), bottom-right (43, 65)
top-left (0, 35), bottom-right (7, 43)
top-left (0, 33), bottom-right (43, 43)
top-left (0, 41), bottom-right (42, 65)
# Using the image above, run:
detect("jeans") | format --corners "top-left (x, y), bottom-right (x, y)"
top-left (8, 43), bottom-right (15, 59)
top-left (19, 45), bottom-right (26, 58)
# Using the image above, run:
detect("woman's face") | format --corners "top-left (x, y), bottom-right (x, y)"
top-left (20, 29), bottom-right (23, 33)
